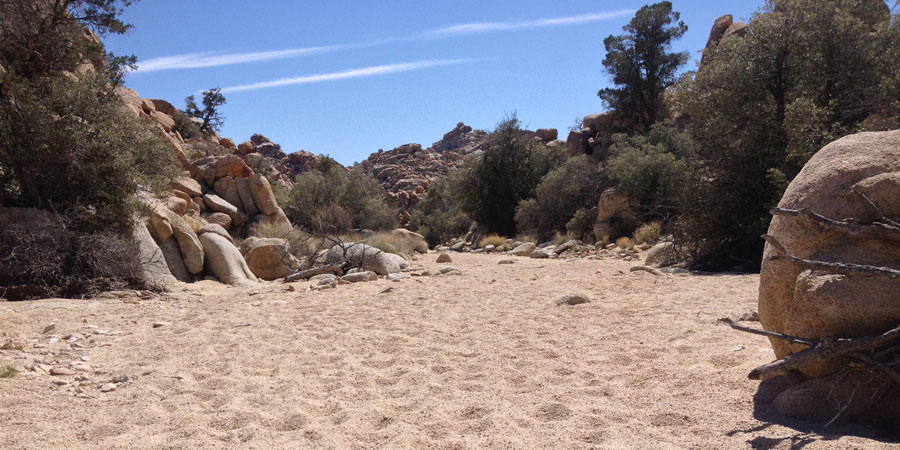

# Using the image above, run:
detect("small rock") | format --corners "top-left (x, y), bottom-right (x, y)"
top-left (42, 323), bottom-right (56, 334)
top-left (112, 375), bottom-right (129, 383)
top-left (450, 242), bottom-right (466, 252)
top-left (50, 367), bottom-right (76, 376)
top-left (498, 259), bottom-right (518, 265)
top-left (251, 301), bottom-right (262, 307)
top-left (556, 294), bottom-right (590, 306)
top-left (530, 249), bottom-right (552, 259)
top-left (52, 380), bottom-right (68, 386)
top-left (379, 287), bottom-right (394, 294)
top-left (434, 266), bottom-right (462, 276)
top-left (151, 322), bottom-right (171, 328)
top-left (100, 383), bottom-right (117, 393)
top-left (436, 253), bottom-right (453, 263)
top-left (342, 271), bottom-right (377, 283)
top-left (386, 273), bottom-right (406, 281)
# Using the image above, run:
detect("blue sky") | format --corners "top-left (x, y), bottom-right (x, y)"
top-left (103, 0), bottom-right (760, 165)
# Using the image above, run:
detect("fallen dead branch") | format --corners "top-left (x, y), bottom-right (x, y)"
top-left (728, 322), bottom-right (900, 382)
top-left (284, 264), bottom-right (343, 283)
top-left (762, 234), bottom-right (900, 278)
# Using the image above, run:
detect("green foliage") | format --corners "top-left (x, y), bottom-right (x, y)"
top-left (449, 114), bottom-right (564, 237)
top-left (514, 155), bottom-right (603, 241)
top-left (607, 120), bottom-right (692, 220)
top-left (0, 366), bottom-right (17, 378)
top-left (184, 87), bottom-right (225, 133)
top-left (0, 0), bottom-right (133, 79)
top-left (282, 159), bottom-right (396, 233)
top-left (599, 1), bottom-right (688, 130)
top-left (408, 180), bottom-right (471, 246)
top-left (672, 0), bottom-right (900, 270)
top-left (566, 208), bottom-right (596, 239)
top-left (0, 71), bottom-right (177, 233)
top-left (172, 111), bottom-right (202, 140)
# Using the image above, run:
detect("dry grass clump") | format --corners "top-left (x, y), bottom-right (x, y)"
top-left (365, 232), bottom-right (420, 256)
top-left (479, 234), bottom-right (507, 248)
top-left (551, 232), bottom-right (569, 246)
top-left (600, 233), bottom-right (612, 247)
top-left (0, 366), bottom-right (18, 378)
top-left (633, 221), bottom-right (662, 244)
top-left (515, 233), bottom-right (538, 244)
top-left (616, 236), bottom-right (635, 250)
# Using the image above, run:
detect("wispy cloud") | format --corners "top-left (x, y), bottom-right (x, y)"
top-left (136, 45), bottom-right (350, 73)
top-left (422, 10), bottom-right (635, 38)
top-left (134, 10), bottom-right (632, 73)
top-left (219, 59), bottom-right (474, 93)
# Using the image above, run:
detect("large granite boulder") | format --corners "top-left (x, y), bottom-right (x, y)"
top-left (325, 243), bottom-right (404, 275)
top-left (198, 232), bottom-right (257, 286)
top-left (759, 131), bottom-right (900, 374)
top-left (239, 237), bottom-right (300, 280)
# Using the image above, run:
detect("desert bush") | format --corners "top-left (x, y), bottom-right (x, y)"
top-left (566, 208), bottom-right (596, 239)
top-left (0, 223), bottom-right (152, 300)
top-left (607, 121), bottom-right (692, 221)
top-left (449, 114), bottom-right (564, 236)
top-left (408, 180), bottom-right (471, 246)
top-left (0, 72), bottom-right (177, 234)
top-left (551, 232), bottom-right (569, 246)
top-left (616, 236), bottom-right (635, 250)
top-left (478, 234), bottom-right (507, 248)
top-left (311, 204), bottom-right (353, 235)
top-left (515, 233), bottom-right (538, 244)
top-left (514, 155), bottom-right (603, 240)
top-left (282, 161), bottom-right (395, 232)
top-left (172, 111), bottom-right (202, 140)
top-left (633, 221), bottom-right (662, 244)
top-left (0, 366), bottom-right (17, 378)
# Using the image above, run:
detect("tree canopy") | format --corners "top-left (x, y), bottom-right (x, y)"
top-left (599, 1), bottom-right (688, 131)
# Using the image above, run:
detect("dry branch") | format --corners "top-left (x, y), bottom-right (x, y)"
top-left (762, 234), bottom-right (900, 278)
top-left (730, 323), bottom-right (900, 380)
top-left (284, 264), bottom-right (343, 283)
top-left (769, 207), bottom-right (900, 239)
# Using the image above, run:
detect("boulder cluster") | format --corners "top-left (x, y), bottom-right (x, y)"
top-left (117, 89), bottom-right (303, 286)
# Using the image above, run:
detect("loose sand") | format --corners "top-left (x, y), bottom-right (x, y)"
top-left (0, 253), bottom-right (896, 449)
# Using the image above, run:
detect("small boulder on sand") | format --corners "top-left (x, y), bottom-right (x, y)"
top-left (556, 294), bottom-right (590, 306)
top-left (436, 253), bottom-right (452, 263)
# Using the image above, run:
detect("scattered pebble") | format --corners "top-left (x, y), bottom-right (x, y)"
top-left (100, 383), bottom-right (117, 393)
top-left (42, 323), bottom-right (56, 334)
top-left (152, 322), bottom-right (171, 328)
top-left (49, 367), bottom-right (76, 376)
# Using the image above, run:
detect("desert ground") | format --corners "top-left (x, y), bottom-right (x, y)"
top-left (0, 253), bottom-right (896, 449)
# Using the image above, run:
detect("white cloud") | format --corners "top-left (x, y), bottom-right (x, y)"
top-left (219, 59), bottom-right (474, 93)
top-left (423, 10), bottom-right (635, 38)
top-left (136, 45), bottom-right (347, 73)
top-left (133, 10), bottom-right (632, 73)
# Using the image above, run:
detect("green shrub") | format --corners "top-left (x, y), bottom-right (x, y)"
top-left (449, 114), bottom-right (564, 237)
top-left (0, 72), bottom-right (177, 234)
top-left (281, 161), bottom-right (395, 232)
top-left (566, 208), bottom-right (596, 240)
top-left (514, 155), bottom-right (602, 240)
top-left (172, 111), bottom-right (202, 140)
top-left (607, 121), bottom-right (691, 221)
top-left (408, 180), bottom-right (471, 246)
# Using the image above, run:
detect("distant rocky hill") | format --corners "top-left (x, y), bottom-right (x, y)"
top-left (357, 123), bottom-right (560, 220)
